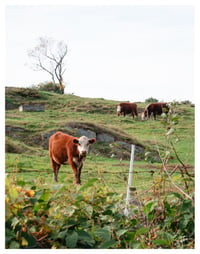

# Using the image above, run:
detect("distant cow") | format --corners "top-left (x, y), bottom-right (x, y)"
top-left (117, 103), bottom-right (138, 118)
top-left (49, 132), bottom-right (95, 184)
top-left (141, 103), bottom-right (169, 120)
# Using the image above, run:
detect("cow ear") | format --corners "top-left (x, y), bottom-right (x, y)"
top-left (89, 138), bottom-right (96, 144)
top-left (73, 138), bottom-right (79, 144)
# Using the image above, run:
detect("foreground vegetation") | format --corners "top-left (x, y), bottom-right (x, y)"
top-left (6, 175), bottom-right (194, 249)
top-left (5, 87), bottom-right (194, 248)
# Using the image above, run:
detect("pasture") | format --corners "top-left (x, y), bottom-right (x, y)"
top-left (5, 88), bottom-right (194, 249)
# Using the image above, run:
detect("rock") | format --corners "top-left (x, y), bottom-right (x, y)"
top-left (41, 130), bottom-right (56, 149)
top-left (6, 102), bottom-right (18, 110)
top-left (19, 103), bottom-right (45, 112)
top-left (97, 133), bottom-right (115, 143)
top-left (114, 141), bottom-right (145, 160)
top-left (115, 141), bottom-right (131, 150)
top-left (135, 145), bottom-right (145, 154)
top-left (6, 125), bottom-right (25, 134)
top-left (77, 128), bottom-right (96, 139)
top-left (5, 125), bottom-right (29, 141)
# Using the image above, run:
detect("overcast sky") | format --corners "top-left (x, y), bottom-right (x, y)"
top-left (5, 4), bottom-right (194, 102)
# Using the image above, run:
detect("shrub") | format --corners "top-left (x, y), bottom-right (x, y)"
top-left (145, 97), bottom-right (158, 103)
top-left (37, 82), bottom-right (64, 94)
top-left (181, 100), bottom-right (192, 105)
top-left (5, 176), bottom-right (194, 249)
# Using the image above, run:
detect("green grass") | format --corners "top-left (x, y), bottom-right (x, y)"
top-left (5, 152), bottom-right (193, 200)
top-left (5, 152), bottom-right (154, 190)
top-left (5, 88), bottom-right (194, 193)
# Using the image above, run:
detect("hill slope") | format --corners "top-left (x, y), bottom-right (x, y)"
top-left (5, 87), bottom-right (194, 164)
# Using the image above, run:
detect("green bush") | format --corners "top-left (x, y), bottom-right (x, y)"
top-left (37, 82), bottom-right (63, 94)
top-left (5, 176), bottom-right (194, 249)
top-left (145, 97), bottom-right (159, 103)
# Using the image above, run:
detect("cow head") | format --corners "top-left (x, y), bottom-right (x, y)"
top-left (141, 109), bottom-right (148, 120)
top-left (141, 112), bottom-right (145, 120)
top-left (73, 136), bottom-right (96, 157)
top-left (117, 105), bottom-right (121, 116)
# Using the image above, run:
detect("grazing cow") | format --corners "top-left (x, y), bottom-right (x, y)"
top-left (141, 103), bottom-right (169, 120)
top-left (49, 132), bottom-right (96, 184)
top-left (117, 103), bottom-right (138, 119)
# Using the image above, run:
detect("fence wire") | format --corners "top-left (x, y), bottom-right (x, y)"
top-left (6, 161), bottom-right (194, 202)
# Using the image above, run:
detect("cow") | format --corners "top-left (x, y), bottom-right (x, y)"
top-left (141, 103), bottom-right (169, 120)
top-left (49, 132), bottom-right (96, 185)
top-left (117, 102), bottom-right (138, 119)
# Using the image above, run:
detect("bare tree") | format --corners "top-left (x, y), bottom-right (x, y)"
top-left (28, 37), bottom-right (67, 94)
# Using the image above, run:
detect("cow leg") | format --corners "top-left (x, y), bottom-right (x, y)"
top-left (53, 165), bottom-right (60, 182)
top-left (76, 164), bottom-right (83, 185)
top-left (71, 160), bottom-right (83, 185)
top-left (51, 159), bottom-right (60, 182)
top-left (153, 113), bottom-right (156, 120)
top-left (132, 112), bottom-right (134, 119)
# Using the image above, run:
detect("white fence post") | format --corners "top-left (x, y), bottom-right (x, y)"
top-left (124, 144), bottom-right (135, 217)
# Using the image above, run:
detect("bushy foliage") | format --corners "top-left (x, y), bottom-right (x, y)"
top-left (181, 100), bottom-right (192, 105)
top-left (37, 82), bottom-right (64, 94)
top-left (145, 97), bottom-right (158, 103)
top-left (5, 176), bottom-right (194, 249)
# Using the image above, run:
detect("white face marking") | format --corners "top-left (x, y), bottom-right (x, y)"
top-left (117, 105), bottom-right (121, 113)
top-left (77, 136), bottom-right (91, 156)
top-left (141, 112), bottom-right (145, 120)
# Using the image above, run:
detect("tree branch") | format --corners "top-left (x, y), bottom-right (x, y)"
top-left (170, 141), bottom-right (194, 177)
top-left (28, 37), bottom-right (67, 90)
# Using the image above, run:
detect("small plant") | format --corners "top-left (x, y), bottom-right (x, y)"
top-left (37, 82), bottom-right (64, 94)
top-left (145, 97), bottom-right (158, 103)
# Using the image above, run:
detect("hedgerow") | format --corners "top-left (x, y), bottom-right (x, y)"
top-left (5, 175), bottom-right (194, 249)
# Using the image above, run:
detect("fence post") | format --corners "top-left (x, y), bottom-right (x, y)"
top-left (124, 144), bottom-right (135, 217)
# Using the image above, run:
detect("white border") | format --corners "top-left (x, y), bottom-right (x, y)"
top-left (1, 0), bottom-right (199, 253)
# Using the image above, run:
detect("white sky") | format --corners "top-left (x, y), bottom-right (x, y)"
top-left (5, 3), bottom-right (195, 102)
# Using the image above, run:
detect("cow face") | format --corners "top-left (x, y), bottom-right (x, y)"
top-left (141, 110), bottom-right (148, 120)
top-left (141, 112), bottom-right (145, 120)
top-left (144, 109), bottom-right (149, 118)
top-left (117, 105), bottom-right (121, 116)
top-left (73, 136), bottom-right (96, 157)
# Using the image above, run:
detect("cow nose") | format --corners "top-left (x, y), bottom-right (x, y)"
top-left (81, 151), bottom-right (87, 156)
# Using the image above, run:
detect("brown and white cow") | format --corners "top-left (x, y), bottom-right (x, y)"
top-left (117, 102), bottom-right (138, 119)
top-left (141, 103), bottom-right (169, 120)
top-left (49, 132), bottom-right (95, 184)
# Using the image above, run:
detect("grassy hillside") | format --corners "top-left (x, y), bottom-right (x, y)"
top-left (5, 87), bottom-right (194, 164)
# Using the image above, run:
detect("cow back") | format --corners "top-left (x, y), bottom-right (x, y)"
top-left (119, 102), bottom-right (137, 113)
top-left (148, 103), bottom-right (169, 114)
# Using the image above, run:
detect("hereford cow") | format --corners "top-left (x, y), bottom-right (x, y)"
top-left (49, 132), bottom-right (96, 184)
top-left (141, 103), bottom-right (169, 120)
top-left (117, 103), bottom-right (138, 118)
